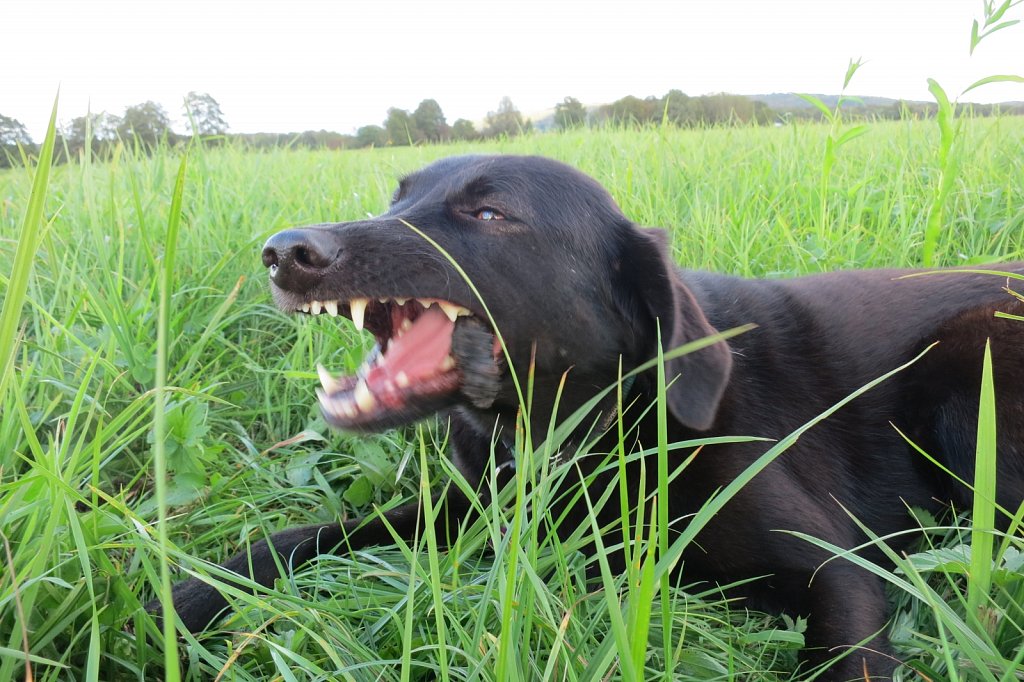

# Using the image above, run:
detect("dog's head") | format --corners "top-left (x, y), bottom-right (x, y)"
top-left (261, 155), bottom-right (731, 437)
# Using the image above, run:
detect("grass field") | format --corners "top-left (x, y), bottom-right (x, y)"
top-left (1, 117), bottom-right (1023, 681)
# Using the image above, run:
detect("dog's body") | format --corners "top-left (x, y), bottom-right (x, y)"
top-left (155, 155), bottom-right (1024, 680)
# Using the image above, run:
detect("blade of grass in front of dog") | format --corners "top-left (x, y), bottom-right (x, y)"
top-left (152, 153), bottom-right (188, 680)
top-left (655, 325), bottom-right (674, 677)
top-left (580, 481), bottom-right (640, 682)
top-left (417, 424), bottom-right (451, 682)
top-left (0, 96), bottom-right (57, 403)
top-left (967, 340), bottom-right (997, 634)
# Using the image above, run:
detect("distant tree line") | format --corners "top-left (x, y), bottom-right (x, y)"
top-left (0, 92), bottom-right (229, 167)
top-left (3, 89), bottom-right (1023, 168)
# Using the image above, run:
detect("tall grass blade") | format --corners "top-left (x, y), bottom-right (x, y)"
top-left (967, 341), bottom-right (997, 630)
top-left (152, 152), bottom-right (189, 680)
top-left (0, 95), bottom-right (58, 402)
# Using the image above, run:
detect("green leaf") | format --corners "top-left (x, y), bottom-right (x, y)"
top-left (353, 440), bottom-right (395, 486)
top-left (342, 475), bottom-right (373, 506)
top-left (843, 57), bottom-right (864, 89)
top-left (962, 74), bottom-right (1024, 95)
top-left (795, 93), bottom-right (834, 122)
top-left (836, 124), bottom-right (869, 147)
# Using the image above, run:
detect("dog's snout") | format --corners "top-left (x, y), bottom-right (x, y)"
top-left (262, 227), bottom-right (341, 291)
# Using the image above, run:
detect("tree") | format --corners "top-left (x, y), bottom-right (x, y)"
top-left (412, 99), bottom-right (449, 142)
top-left (483, 96), bottom-right (526, 138)
top-left (355, 124), bottom-right (388, 148)
top-left (0, 114), bottom-right (33, 167)
top-left (0, 114), bottom-right (32, 147)
top-left (554, 96), bottom-right (587, 130)
top-left (451, 118), bottom-right (477, 141)
top-left (118, 101), bottom-right (172, 148)
top-left (594, 95), bottom-right (659, 126)
top-left (61, 111), bottom-right (121, 159)
top-left (183, 92), bottom-right (228, 136)
top-left (662, 89), bottom-right (693, 125)
top-left (63, 112), bottom-right (121, 145)
top-left (384, 107), bottom-right (420, 145)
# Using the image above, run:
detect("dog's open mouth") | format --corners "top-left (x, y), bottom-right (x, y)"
top-left (297, 296), bottom-right (503, 431)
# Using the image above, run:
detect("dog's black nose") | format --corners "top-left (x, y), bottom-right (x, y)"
top-left (262, 227), bottom-right (341, 292)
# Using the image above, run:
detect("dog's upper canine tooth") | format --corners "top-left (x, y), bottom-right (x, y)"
top-left (437, 301), bottom-right (462, 322)
top-left (324, 300), bottom-right (339, 317)
top-left (350, 297), bottom-right (368, 331)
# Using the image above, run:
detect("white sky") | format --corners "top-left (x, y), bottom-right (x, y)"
top-left (4, 0), bottom-right (1023, 141)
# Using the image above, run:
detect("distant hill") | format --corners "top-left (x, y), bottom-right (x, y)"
top-left (749, 93), bottom-right (925, 110)
top-left (751, 92), bottom-right (1024, 113)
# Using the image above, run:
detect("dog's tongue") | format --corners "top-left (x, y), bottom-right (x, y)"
top-left (365, 307), bottom-right (455, 388)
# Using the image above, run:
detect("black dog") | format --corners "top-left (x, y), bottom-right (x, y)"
top-left (153, 155), bottom-right (1023, 680)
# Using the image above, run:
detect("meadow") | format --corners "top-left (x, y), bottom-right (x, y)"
top-left (1, 116), bottom-right (1023, 681)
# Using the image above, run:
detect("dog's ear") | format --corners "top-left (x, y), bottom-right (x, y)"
top-left (621, 228), bottom-right (732, 431)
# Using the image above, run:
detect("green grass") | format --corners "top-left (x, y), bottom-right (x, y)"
top-left (1, 117), bottom-right (1023, 681)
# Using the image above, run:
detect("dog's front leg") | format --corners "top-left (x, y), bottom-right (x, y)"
top-left (145, 488), bottom-right (472, 634)
top-left (802, 563), bottom-right (897, 681)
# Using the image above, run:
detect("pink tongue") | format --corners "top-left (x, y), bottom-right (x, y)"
top-left (366, 307), bottom-right (455, 387)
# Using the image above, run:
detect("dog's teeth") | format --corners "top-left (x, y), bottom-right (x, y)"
top-left (354, 379), bottom-right (376, 412)
top-left (317, 363), bottom-right (343, 393)
top-left (301, 303), bottom-right (311, 313)
top-left (350, 297), bottom-right (368, 331)
top-left (394, 297), bottom-right (408, 305)
top-left (310, 300), bottom-right (323, 315)
top-left (324, 300), bottom-right (339, 317)
top-left (315, 387), bottom-right (338, 417)
top-left (440, 355), bottom-right (456, 371)
top-left (438, 301), bottom-right (461, 322)
top-left (399, 318), bottom-right (413, 335)
top-left (396, 371), bottom-right (410, 388)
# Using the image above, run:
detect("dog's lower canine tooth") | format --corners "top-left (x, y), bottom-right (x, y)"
top-left (350, 298), bottom-right (368, 331)
top-left (324, 300), bottom-right (339, 317)
top-left (317, 363), bottom-right (343, 393)
top-left (354, 379), bottom-right (376, 412)
top-left (440, 355), bottom-right (456, 371)
top-left (396, 371), bottom-right (410, 387)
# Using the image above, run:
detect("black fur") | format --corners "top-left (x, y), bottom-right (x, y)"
top-left (150, 155), bottom-right (1024, 681)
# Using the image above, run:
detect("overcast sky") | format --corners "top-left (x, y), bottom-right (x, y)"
top-left (4, 0), bottom-right (1022, 140)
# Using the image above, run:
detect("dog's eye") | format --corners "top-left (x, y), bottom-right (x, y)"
top-left (473, 208), bottom-right (505, 221)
